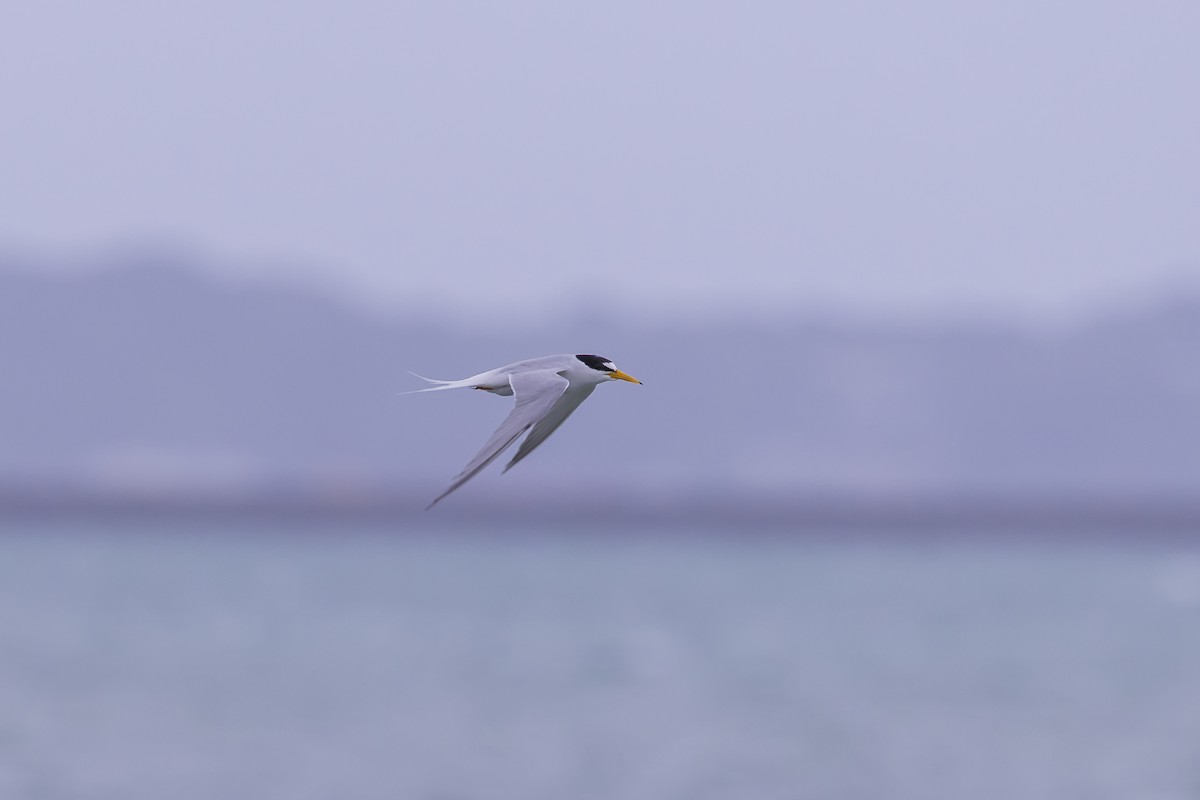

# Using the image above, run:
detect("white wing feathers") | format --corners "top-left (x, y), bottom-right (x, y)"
top-left (503, 384), bottom-right (596, 473)
top-left (426, 370), bottom-right (570, 509)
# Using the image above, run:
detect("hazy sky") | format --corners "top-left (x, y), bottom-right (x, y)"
top-left (2, 2), bottom-right (1198, 318)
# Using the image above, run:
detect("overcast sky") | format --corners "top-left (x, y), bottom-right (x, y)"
top-left (2, 2), bottom-right (1197, 319)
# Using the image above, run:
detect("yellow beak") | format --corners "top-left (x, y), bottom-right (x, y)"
top-left (608, 369), bottom-right (643, 385)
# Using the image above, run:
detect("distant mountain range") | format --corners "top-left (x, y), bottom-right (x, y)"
top-left (3, 252), bottom-right (1199, 510)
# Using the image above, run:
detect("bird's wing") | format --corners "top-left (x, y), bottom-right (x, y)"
top-left (427, 369), bottom-right (570, 508)
top-left (503, 383), bottom-right (596, 473)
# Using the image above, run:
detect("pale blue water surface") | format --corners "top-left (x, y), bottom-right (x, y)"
top-left (1, 518), bottom-right (1199, 800)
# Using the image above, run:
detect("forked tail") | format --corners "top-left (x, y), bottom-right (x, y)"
top-left (398, 371), bottom-right (476, 394)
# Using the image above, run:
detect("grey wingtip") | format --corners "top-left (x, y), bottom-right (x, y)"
top-left (426, 477), bottom-right (468, 509)
top-left (501, 453), bottom-right (524, 474)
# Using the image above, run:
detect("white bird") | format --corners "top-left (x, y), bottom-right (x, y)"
top-left (409, 354), bottom-right (642, 508)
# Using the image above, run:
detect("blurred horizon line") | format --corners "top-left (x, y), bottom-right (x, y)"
top-left (5, 481), bottom-right (1200, 537)
top-left (8, 249), bottom-right (1200, 507)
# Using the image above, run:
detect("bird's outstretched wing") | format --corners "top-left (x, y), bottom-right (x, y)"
top-left (427, 369), bottom-right (570, 508)
top-left (503, 384), bottom-right (596, 473)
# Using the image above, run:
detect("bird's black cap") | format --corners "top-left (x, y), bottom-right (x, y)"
top-left (575, 354), bottom-right (613, 372)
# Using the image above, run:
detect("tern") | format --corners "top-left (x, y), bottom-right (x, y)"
top-left (409, 354), bottom-right (642, 508)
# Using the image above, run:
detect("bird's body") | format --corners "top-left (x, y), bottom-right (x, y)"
top-left (409, 354), bottom-right (641, 508)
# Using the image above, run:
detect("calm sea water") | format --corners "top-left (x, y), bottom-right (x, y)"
top-left (1, 518), bottom-right (1199, 800)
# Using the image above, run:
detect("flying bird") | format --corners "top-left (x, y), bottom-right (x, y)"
top-left (408, 354), bottom-right (642, 508)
